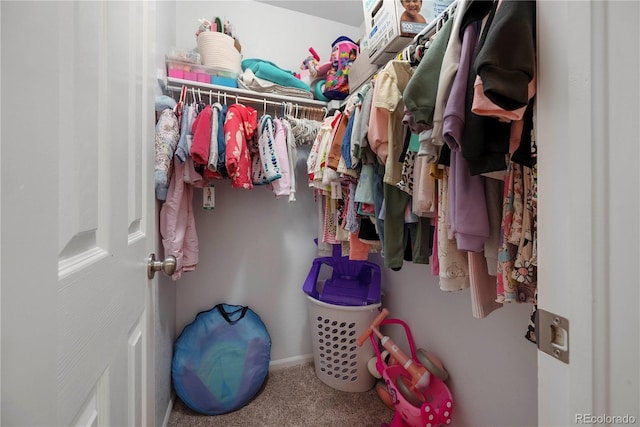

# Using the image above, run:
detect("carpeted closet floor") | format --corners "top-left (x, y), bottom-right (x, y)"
top-left (167, 362), bottom-right (394, 427)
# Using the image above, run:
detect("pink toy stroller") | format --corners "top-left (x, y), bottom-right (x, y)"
top-left (357, 309), bottom-right (454, 427)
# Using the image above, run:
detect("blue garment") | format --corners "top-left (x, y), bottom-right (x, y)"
top-left (216, 104), bottom-right (229, 177)
top-left (344, 182), bottom-right (359, 233)
top-left (372, 162), bottom-right (385, 257)
top-left (341, 111), bottom-right (356, 169)
top-left (155, 109), bottom-right (179, 201)
top-left (155, 95), bottom-right (176, 112)
top-left (175, 105), bottom-right (194, 163)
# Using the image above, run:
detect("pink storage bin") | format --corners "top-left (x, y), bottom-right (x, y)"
top-left (166, 59), bottom-right (193, 80)
top-left (197, 73), bottom-right (210, 83)
top-left (168, 68), bottom-right (184, 79)
top-left (184, 71), bottom-right (198, 81)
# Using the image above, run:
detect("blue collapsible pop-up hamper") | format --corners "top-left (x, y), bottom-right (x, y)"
top-left (172, 304), bottom-right (271, 415)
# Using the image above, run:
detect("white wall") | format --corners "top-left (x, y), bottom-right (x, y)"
top-left (171, 2), bottom-right (537, 426)
top-left (379, 260), bottom-right (537, 427)
top-left (172, 0), bottom-right (363, 362)
top-left (176, 148), bottom-right (320, 362)
top-left (174, 1), bottom-right (362, 72)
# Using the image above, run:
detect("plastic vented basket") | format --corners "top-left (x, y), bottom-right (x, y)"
top-left (306, 296), bottom-right (380, 392)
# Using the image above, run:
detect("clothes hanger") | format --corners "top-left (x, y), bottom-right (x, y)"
top-left (179, 85), bottom-right (187, 105)
top-left (175, 85), bottom-right (187, 119)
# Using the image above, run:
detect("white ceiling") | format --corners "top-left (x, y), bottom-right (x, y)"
top-left (255, 1), bottom-right (365, 28)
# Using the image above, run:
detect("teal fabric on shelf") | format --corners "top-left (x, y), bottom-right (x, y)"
top-left (242, 58), bottom-right (311, 92)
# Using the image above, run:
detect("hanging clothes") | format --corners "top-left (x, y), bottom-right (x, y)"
top-left (442, 18), bottom-right (490, 253)
top-left (403, 9), bottom-right (456, 162)
top-left (216, 104), bottom-right (229, 178)
top-left (473, 0), bottom-right (536, 112)
top-left (282, 119), bottom-right (298, 202)
top-left (353, 83), bottom-right (374, 161)
top-left (326, 109), bottom-right (351, 172)
top-left (271, 118), bottom-right (291, 198)
top-left (155, 108), bottom-right (180, 201)
top-left (224, 103), bottom-right (258, 189)
top-left (175, 104), bottom-right (196, 163)
top-left (496, 161), bottom-right (536, 303)
top-left (160, 157), bottom-right (198, 280)
top-left (371, 59), bottom-right (432, 270)
top-left (429, 0), bottom-right (470, 150)
top-left (207, 103), bottom-right (223, 173)
top-left (284, 114), bottom-right (322, 147)
top-left (256, 114), bottom-right (282, 184)
top-left (308, 113), bottom-right (340, 192)
top-left (436, 166), bottom-right (470, 291)
top-left (190, 104), bottom-right (213, 166)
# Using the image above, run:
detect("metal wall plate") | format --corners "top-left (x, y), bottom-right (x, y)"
top-left (536, 309), bottom-right (570, 364)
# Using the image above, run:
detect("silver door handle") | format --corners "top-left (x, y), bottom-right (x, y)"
top-left (147, 253), bottom-right (177, 279)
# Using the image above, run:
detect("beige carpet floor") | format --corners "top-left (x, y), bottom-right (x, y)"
top-left (167, 362), bottom-right (394, 427)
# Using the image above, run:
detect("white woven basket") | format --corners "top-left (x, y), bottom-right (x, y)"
top-left (197, 32), bottom-right (241, 72)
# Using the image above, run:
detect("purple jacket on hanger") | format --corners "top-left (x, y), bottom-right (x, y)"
top-left (443, 21), bottom-right (478, 151)
top-left (444, 20), bottom-right (489, 253)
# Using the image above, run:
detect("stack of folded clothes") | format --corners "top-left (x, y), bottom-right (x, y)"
top-left (238, 58), bottom-right (314, 99)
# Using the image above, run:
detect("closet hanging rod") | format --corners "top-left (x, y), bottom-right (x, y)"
top-left (412, 0), bottom-right (459, 45)
top-left (166, 77), bottom-right (328, 108)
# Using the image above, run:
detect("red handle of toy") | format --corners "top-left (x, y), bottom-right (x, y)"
top-left (308, 47), bottom-right (320, 62)
top-left (356, 308), bottom-right (389, 347)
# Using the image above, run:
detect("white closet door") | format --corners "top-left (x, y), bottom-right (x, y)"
top-left (1, 1), bottom-right (157, 425)
top-left (537, 1), bottom-right (639, 424)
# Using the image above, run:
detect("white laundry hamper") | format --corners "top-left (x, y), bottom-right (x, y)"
top-left (306, 295), bottom-right (381, 392)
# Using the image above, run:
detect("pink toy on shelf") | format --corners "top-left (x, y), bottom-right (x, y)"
top-left (357, 308), bottom-right (454, 427)
top-left (300, 47), bottom-right (320, 75)
top-left (300, 47), bottom-right (331, 79)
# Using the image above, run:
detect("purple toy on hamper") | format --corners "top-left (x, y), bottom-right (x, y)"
top-left (302, 243), bottom-right (381, 306)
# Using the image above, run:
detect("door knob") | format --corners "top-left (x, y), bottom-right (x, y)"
top-left (147, 253), bottom-right (177, 279)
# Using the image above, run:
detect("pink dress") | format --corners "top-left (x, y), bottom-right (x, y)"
top-left (160, 157), bottom-right (198, 280)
